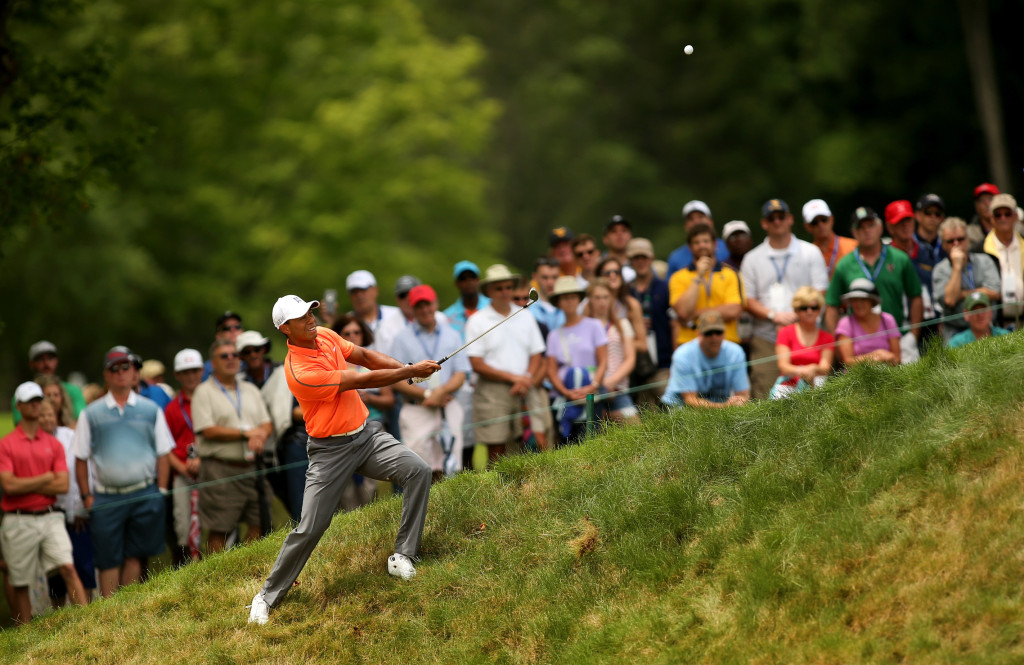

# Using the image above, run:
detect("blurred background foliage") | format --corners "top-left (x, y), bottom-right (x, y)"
top-left (0, 0), bottom-right (1020, 390)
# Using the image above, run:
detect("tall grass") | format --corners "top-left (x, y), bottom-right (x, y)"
top-left (2, 336), bottom-right (1023, 663)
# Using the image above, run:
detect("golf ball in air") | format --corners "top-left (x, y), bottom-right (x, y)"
top-left (684, 44), bottom-right (694, 55)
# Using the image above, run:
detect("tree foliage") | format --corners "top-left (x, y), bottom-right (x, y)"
top-left (1, 0), bottom-right (501, 382)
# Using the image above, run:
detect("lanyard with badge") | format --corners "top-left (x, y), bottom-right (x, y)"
top-left (854, 246), bottom-right (887, 314)
top-left (768, 254), bottom-right (792, 312)
top-left (413, 328), bottom-right (443, 389)
top-left (825, 236), bottom-right (840, 276)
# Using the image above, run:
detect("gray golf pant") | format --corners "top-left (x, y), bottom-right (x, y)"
top-left (260, 420), bottom-right (431, 607)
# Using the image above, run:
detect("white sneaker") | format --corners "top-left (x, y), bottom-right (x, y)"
top-left (387, 553), bottom-right (417, 580)
top-left (248, 591), bottom-right (270, 625)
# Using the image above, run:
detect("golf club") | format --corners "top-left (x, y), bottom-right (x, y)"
top-left (408, 287), bottom-right (539, 384)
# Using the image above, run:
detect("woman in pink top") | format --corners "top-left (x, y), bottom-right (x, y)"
top-left (772, 286), bottom-right (834, 399)
top-left (835, 278), bottom-right (901, 366)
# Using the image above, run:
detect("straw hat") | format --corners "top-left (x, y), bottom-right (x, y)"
top-left (549, 275), bottom-right (586, 304)
top-left (479, 264), bottom-right (521, 289)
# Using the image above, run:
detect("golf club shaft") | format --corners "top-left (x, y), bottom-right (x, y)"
top-left (440, 298), bottom-right (536, 365)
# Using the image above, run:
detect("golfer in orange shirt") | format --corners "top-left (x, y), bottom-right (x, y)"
top-left (249, 295), bottom-right (440, 625)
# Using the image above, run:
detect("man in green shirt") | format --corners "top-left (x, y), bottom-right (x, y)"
top-left (825, 206), bottom-right (923, 337)
top-left (11, 341), bottom-right (87, 425)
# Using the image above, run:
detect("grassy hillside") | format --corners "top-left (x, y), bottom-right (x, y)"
top-left (3, 336), bottom-right (1024, 663)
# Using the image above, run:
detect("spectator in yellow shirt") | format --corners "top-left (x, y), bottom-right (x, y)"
top-left (669, 223), bottom-right (745, 345)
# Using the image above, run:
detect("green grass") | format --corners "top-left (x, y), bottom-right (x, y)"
top-left (3, 336), bottom-right (1024, 663)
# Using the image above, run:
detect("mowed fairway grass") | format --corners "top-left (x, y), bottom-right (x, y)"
top-left (2, 336), bottom-right (1024, 663)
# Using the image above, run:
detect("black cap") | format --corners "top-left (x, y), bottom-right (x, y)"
top-left (916, 193), bottom-right (945, 212)
top-left (548, 226), bottom-right (575, 246)
top-left (215, 310), bottom-right (243, 329)
top-left (603, 214), bottom-right (632, 233)
top-left (849, 206), bottom-right (879, 232)
top-left (761, 199), bottom-right (790, 217)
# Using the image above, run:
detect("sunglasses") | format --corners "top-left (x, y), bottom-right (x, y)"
top-left (239, 347), bottom-right (262, 356)
top-left (766, 213), bottom-right (788, 222)
top-left (921, 209), bottom-right (944, 218)
top-left (574, 248), bottom-right (598, 258)
top-left (218, 352), bottom-right (239, 360)
top-left (807, 217), bottom-right (829, 226)
top-left (701, 330), bottom-right (725, 338)
top-left (796, 305), bottom-right (821, 312)
top-left (601, 269), bottom-right (622, 277)
top-left (107, 363), bottom-right (132, 373)
top-left (944, 236), bottom-right (967, 245)
top-left (219, 324), bottom-right (242, 332)
top-left (396, 292), bottom-right (410, 300)
top-left (994, 210), bottom-right (1016, 220)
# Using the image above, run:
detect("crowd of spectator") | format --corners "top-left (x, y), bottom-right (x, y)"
top-left (1, 183), bottom-right (1021, 624)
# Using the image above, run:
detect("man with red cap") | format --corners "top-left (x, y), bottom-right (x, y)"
top-left (967, 183), bottom-right (1000, 252)
top-left (390, 285), bottom-right (472, 481)
top-left (886, 199), bottom-right (941, 342)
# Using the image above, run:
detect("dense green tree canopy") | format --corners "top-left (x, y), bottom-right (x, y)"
top-left (1, 0), bottom-right (1020, 388)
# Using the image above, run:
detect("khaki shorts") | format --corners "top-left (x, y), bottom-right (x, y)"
top-left (0, 512), bottom-right (73, 586)
top-left (472, 379), bottom-right (524, 445)
top-left (524, 386), bottom-right (552, 435)
top-left (198, 458), bottom-right (262, 533)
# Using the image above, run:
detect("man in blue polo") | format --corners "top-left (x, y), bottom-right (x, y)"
top-left (662, 312), bottom-right (750, 409)
top-left (74, 346), bottom-right (174, 597)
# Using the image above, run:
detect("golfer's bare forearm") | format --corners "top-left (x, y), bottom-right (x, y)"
top-left (348, 345), bottom-right (405, 371)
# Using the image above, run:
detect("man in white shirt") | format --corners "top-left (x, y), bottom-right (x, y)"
top-left (983, 193), bottom-right (1024, 327)
top-left (740, 199), bottom-right (829, 399)
top-left (465, 264), bottom-right (549, 464)
top-left (346, 269), bottom-right (405, 354)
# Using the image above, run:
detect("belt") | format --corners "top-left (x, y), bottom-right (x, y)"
top-left (95, 479), bottom-right (153, 495)
top-left (329, 423), bottom-right (366, 438)
top-left (8, 506), bottom-right (63, 516)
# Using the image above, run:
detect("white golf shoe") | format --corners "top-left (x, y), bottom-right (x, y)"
top-left (387, 553), bottom-right (417, 580)
top-left (248, 591), bottom-right (270, 625)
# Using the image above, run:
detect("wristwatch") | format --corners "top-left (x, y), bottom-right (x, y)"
top-left (766, 309), bottom-right (776, 322)
top-left (423, 389), bottom-right (434, 401)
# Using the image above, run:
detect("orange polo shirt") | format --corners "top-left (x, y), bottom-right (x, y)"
top-left (284, 326), bottom-right (369, 438)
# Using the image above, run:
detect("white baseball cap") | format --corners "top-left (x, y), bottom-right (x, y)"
top-left (14, 381), bottom-right (44, 404)
top-left (173, 348), bottom-right (203, 372)
top-left (272, 295), bottom-right (320, 329)
top-left (236, 330), bottom-right (271, 352)
top-left (801, 199), bottom-right (832, 224)
top-left (722, 220), bottom-right (751, 239)
top-left (682, 200), bottom-right (712, 219)
top-left (29, 340), bottom-right (58, 361)
top-left (345, 270), bottom-right (377, 291)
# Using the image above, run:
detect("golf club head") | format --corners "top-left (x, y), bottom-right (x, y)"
top-left (528, 288), bottom-right (539, 304)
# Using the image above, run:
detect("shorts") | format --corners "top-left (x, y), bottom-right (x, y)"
top-left (198, 458), bottom-right (262, 533)
top-left (91, 485), bottom-right (165, 570)
top-left (605, 391), bottom-right (638, 418)
top-left (472, 379), bottom-right (524, 445)
top-left (524, 386), bottom-right (552, 435)
top-left (0, 512), bottom-right (74, 586)
top-left (48, 521), bottom-right (97, 596)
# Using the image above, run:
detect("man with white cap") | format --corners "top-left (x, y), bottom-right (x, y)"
top-left (667, 200), bottom-right (730, 279)
top-left (11, 341), bottom-right (86, 425)
top-left (1, 382), bottom-right (89, 623)
top-left (249, 295), bottom-right (439, 625)
top-left (346, 269), bottom-right (404, 354)
top-left (721, 221), bottom-right (753, 271)
top-left (74, 346), bottom-right (174, 597)
top-left (163, 349), bottom-right (205, 564)
top-left (802, 199), bottom-right (856, 279)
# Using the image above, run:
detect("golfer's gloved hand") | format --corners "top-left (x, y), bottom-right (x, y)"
top-left (411, 376), bottom-right (428, 384)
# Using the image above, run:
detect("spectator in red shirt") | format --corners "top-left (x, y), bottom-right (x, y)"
top-left (163, 349), bottom-right (204, 565)
top-left (0, 382), bottom-right (87, 623)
